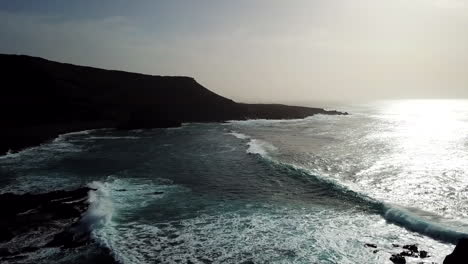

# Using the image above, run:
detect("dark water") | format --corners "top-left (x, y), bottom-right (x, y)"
top-left (2, 100), bottom-right (468, 263)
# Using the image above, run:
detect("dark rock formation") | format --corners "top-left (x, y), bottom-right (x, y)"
top-left (364, 242), bottom-right (432, 263)
top-left (402, 244), bottom-right (418, 253)
top-left (0, 54), bottom-right (347, 154)
top-left (390, 254), bottom-right (406, 264)
top-left (444, 238), bottom-right (468, 264)
top-left (419, 250), bottom-right (428, 258)
top-left (0, 187), bottom-right (94, 260)
top-left (364, 243), bottom-right (378, 248)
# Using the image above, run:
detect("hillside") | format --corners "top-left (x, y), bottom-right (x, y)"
top-left (0, 54), bottom-right (346, 153)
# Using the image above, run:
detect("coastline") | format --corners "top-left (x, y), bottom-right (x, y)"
top-left (0, 53), bottom-right (347, 155)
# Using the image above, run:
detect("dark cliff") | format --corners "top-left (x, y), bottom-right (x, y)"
top-left (0, 54), bottom-right (346, 154)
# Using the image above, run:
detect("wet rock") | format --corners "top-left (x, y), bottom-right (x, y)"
top-left (116, 189), bottom-right (127, 192)
top-left (0, 187), bottom-right (93, 255)
top-left (400, 250), bottom-right (417, 257)
top-left (0, 248), bottom-right (13, 257)
top-left (390, 254), bottom-right (406, 264)
top-left (403, 244), bottom-right (418, 253)
top-left (153, 191), bottom-right (164, 195)
top-left (22, 246), bottom-right (39, 253)
top-left (419, 250), bottom-right (429, 258)
top-left (373, 250), bottom-right (379, 254)
top-left (392, 244), bottom-right (400, 248)
top-left (444, 238), bottom-right (468, 264)
top-left (0, 229), bottom-right (14, 242)
top-left (365, 243), bottom-right (378, 248)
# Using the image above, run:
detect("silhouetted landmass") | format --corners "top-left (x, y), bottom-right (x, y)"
top-left (444, 238), bottom-right (468, 264)
top-left (0, 54), bottom-right (346, 154)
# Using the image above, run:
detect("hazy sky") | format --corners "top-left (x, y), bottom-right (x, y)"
top-left (1, 0), bottom-right (468, 103)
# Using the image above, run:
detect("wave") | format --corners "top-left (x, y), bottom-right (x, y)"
top-left (242, 137), bottom-right (468, 244)
top-left (0, 128), bottom-right (113, 160)
top-left (246, 139), bottom-right (277, 157)
top-left (227, 130), bottom-right (277, 157)
top-left (52, 129), bottom-right (93, 143)
top-left (83, 177), bottom-right (182, 263)
top-left (87, 136), bottom-right (140, 140)
top-left (381, 204), bottom-right (468, 244)
top-left (82, 181), bottom-right (114, 231)
top-left (227, 131), bottom-right (250, 140)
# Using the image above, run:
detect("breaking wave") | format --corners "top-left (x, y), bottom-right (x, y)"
top-left (83, 181), bottom-right (114, 231)
top-left (230, 131), bottom-right (468, 244)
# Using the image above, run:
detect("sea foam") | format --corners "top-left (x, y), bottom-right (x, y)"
top-left (227, 131), bottom-right (250, 140)
top-left (82, 181), bottom-right (114, 230)
top-left (246, 139), bottom-right (277, 157)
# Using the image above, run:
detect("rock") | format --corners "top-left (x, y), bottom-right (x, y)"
top-left (47, 229), bottom-right (90, 249)
top-left (0, 187), bottom-right (93, 255)
top-left (444, 238), bottom-right (468, 264)
top-left (403, 244), bottom-right (418, 253)
top-left (400, 250), bottom-right (417, 257)
top-left (0, 248), bottom-right (13, 257)
top-left (392, 244), bottom-right (400, 247)
top-left (0, 229), bottom-right (14, 242)
top-left (390, 254), bottom-right (406, 264)
top-left (153, 191), bottom-right (164, 195)
top-left (373, 250), bottom-right (379, 254)
top-left (116, 189), bottom-right (127, 192)
top-left (22, 246), bottom-right (39, 253)
top-left (365, 243), bottom-right (378, 248)
top-left (419, 250), bottom-right (429, 258)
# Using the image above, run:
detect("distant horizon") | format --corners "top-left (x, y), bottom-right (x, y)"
top-left (2, 1), bottom-right (468, 102)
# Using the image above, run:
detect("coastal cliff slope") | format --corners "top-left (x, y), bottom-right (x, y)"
top-left (0, 54), bottom-right (345, 154)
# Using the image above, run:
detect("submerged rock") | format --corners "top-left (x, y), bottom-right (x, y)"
top-left (444, 238), bottom-right (468, 264)
top-left (364, 243), bottom-right (378, 248)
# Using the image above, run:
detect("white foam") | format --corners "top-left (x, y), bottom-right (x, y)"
top-left (227, 131), bottom-right (250, 140)
top-left (246, 139), bottom-right (277, 157)
top-left (86, 206), bottom-right (454, 264)
top-left (87, 136), bottom-right (140, 140)
top-left (81, 181), bottom-right (114, 231)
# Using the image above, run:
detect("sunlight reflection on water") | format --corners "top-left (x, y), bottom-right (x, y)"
top-left (366, 100), bottom-right (468, 222)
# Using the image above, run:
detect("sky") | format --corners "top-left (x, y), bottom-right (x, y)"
top-left (1, 0), bottom-right (468, 103)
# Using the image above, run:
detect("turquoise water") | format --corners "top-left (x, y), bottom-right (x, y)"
top-left (2, 100), bottom-right (468, 263)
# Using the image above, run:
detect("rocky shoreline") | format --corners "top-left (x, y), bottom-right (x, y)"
top-left (0, 187), bottom-right (116, 263)
top-left (0, 186), bottom-right (465, 263)
top-left (363, 240), bottom-right (467, 264)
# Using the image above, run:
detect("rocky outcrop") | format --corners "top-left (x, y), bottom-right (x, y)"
top-left (364, 242), bottom-right (430, 264)
top-left (0, 187), bottom-right (94, 260)
top-left (0, 54), bottom-right (347, 154)
top-left (444, 238), bottom-right (468, 264)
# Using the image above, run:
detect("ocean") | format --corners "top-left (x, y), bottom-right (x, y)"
top-left (1, 99), bottom-right (467, 263)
